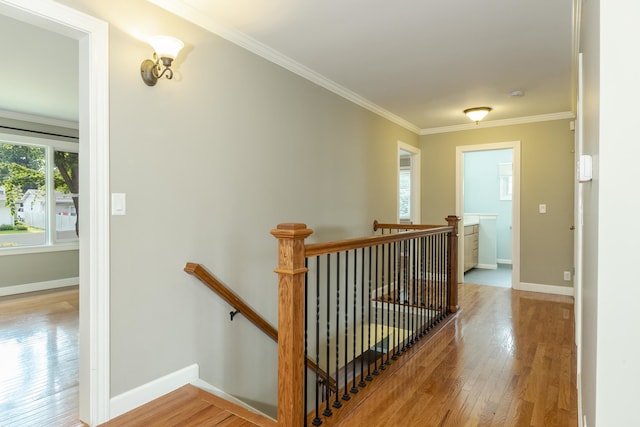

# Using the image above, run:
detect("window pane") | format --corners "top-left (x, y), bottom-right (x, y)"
top-left (399, 168), bottom-right (411, 219)
top-left (0, 143), bottom-right (46, 247)
top-left (54, 150), bottom-right (79, 241)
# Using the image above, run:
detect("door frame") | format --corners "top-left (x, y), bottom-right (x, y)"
top-left (455, 141), bottom-right (521, 287)
top-left (397, 141), bottom-right (421, 224)
top-left (0, 0), bottom-right (111, 424)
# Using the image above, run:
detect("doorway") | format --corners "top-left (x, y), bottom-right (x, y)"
top-left (397, 141), bottom-right (421, 224)
top-left (0, 0), bottom-right (110, 425)
top-left (456, 142), bottom-right (521, 288)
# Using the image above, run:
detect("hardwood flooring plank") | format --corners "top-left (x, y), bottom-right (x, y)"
top-left (333, 283), bottom-right (578, 427)
top-left (0, 286), bottom-right (82, 427)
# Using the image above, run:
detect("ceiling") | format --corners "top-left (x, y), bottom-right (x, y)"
top-left (0, 13), bottom-right (78, 126)
top-left (0, 1), bottom-right (577, 133)
top-left (150, 0), bottom-right (577, 133)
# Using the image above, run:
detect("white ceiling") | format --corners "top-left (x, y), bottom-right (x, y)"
top-left (0, 1), bottom-right (576, 133)
top-left (151, 0), bottom-right (577, 133)
top-left (0, 13), bottom-right (78, 125)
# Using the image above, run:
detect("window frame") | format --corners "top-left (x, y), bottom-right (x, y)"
top-left (0, 132), bottom-right (79, 255)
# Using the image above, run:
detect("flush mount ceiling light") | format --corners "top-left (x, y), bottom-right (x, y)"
top-left (464, 107), bottom-right (492, 124)
top-left (140, 35), bottom-right (184, 86)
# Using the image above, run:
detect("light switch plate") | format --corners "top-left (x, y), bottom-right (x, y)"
top-left (539, 204), bottom-right (546, 214)
top-left (112, 193), bottom-right (126, 215)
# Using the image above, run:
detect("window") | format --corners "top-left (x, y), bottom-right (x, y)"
top-left (399, 157), bottom-right (411, 221)
top-left (499, 162), bottom-right (513, 201)
top-left (0, 136), bottom-right (78, 250)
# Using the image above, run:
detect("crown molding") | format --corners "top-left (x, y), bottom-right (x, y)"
top-left (147, 0), bottom-right (421, 134)
top-left (420, 111), bottom-right (576, 135)
top-left (0, 108), bottom-right (79, 129)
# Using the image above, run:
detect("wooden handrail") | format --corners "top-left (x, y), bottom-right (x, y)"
top-left (273, 218), bottom-right (460, 426)
top-left (372, 219), bottom-right (445, 231)
top-left (185, 262), bottom-right (278, 341)
top-left (305, 225), bottom-right (452, 257)
top-left (184, 262), bottom-right (337, 392)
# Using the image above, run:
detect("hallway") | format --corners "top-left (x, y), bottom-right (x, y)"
top-left (331, 283), bottom-right (577, 426)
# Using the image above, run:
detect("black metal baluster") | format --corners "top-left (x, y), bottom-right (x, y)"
top-left (351, 249), bottom-right (359, 394)
top-left (363, 246), bottom-right (378, 387)
top-left (410, 237), bottom-right (417, 345)
top-left (358, 246), bottom-right (371, 387)
top-left (312, 257), bottom-right (322, 426)
top-left (333, 253), bottom-right (342, 409)
top-left (438, 234), bottom-right (445, 323)
top-left (407, 238), bottom-right (413, 348)
top-left (392, 240), bottom-right (399, 360)
top-left (373, 244), bottom-right (380, 376)
top-left (304, 259), bottom-right (309, 427)
top-left (342, 251), bottom-right (350, 402)
top-left (323, 254), bottom-right (332, 418)
top-left (428, 234), bottom-right (434, 331)
top-left (385, 242), bottom-right (391, 367)
top-left (420, 236), bottom-right (427, 337)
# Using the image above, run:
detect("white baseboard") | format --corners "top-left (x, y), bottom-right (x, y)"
top-left (577, 372), bottom-right (584, 427)
top-left (191, 378), bottom-right (276, 422)
top-left (476, 263), bottom-right (497, 270)
top-left (497, 259), bottom-right (512, 265)
top-left (515, 282), bottom-right (574, 296)
top-left (109, 364), bottom-right (199, 420)
top-left (0, 277), bottom-right (79, 297)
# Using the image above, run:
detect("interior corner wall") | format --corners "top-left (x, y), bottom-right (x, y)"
top-left (56, 0), bottom-right (418, 416)
top-left (0, 250), bottom-right (79, 288)
top-left (588, 1), bottom-right (640, 425)
top-left (419, 120), bottom-right (574, 288)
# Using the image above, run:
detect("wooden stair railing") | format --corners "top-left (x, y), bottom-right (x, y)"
top-left (272, 217), bottom-right (460, 426)
top-left (183, 262), bottom-right (337, 392)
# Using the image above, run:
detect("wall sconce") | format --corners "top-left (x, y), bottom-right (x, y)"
top-left (464, 107), bottom-right (492, 124)
top-left (140, 35), bottom-right (184, 86)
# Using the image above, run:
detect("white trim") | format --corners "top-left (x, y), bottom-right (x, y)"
top-left (146, 0), bottom-right (420, 135)
top-left (515, 281), bottom-right (575, 297)
top-left (397, 141), bottom-right (421, 224)
top-left (0, 277), bottom-right (78, 296)
top-left (476, 263), bottom-right (498, 270)
top-left (421, 111), bottom-right (575, 135)
top-left (0, 108), bottom-right (79, 130)
top-left (497, 258), bottom-right (512, 265)
top-left (456, 141), bottom-right (521, 294)
top-left (191, 378), bottom-right (277, 421)
top-left (0, 243), bottom-right (78, 256)
top-left (0, 1), bottom-right (112, 425)
top-left (0, 131), bottom-right (78, 151)
top-left (110, 364), bottom-right (199, 419)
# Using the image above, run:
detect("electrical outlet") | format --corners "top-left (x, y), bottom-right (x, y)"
top-left (539, 204), bottom-right (547, 214)
top-left (564, 271), bottom-right (571, 281)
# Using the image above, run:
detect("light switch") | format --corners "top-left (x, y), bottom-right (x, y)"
top-left (112, 193), bottom-right (126, 215)
top-left (539, 204), bottom-right (546, 214)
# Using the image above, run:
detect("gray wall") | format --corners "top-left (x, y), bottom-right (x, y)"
top-left (59, 0), bottom-right (418, 416)
top-left (420, 120), bottom-right (575, 288)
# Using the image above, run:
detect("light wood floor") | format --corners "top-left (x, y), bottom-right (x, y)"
top-left (0, 286), bottom-right (84, 427)
top-left (0, 283), bottom-right (577, 427)
top-left (332, 283), bottom-right (578, 426)
top-left (100, 385), bottom-right (276, 427)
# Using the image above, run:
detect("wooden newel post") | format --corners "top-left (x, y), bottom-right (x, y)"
top-left (271, 223), bottom-right (313, 427)
top-left (446, 215), bottom-right (461, 313)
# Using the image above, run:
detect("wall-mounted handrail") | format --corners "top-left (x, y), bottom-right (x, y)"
top-left (185, 262), bottom-right (278, 341)
top-left (184, 262), bottom-right (337, 392)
